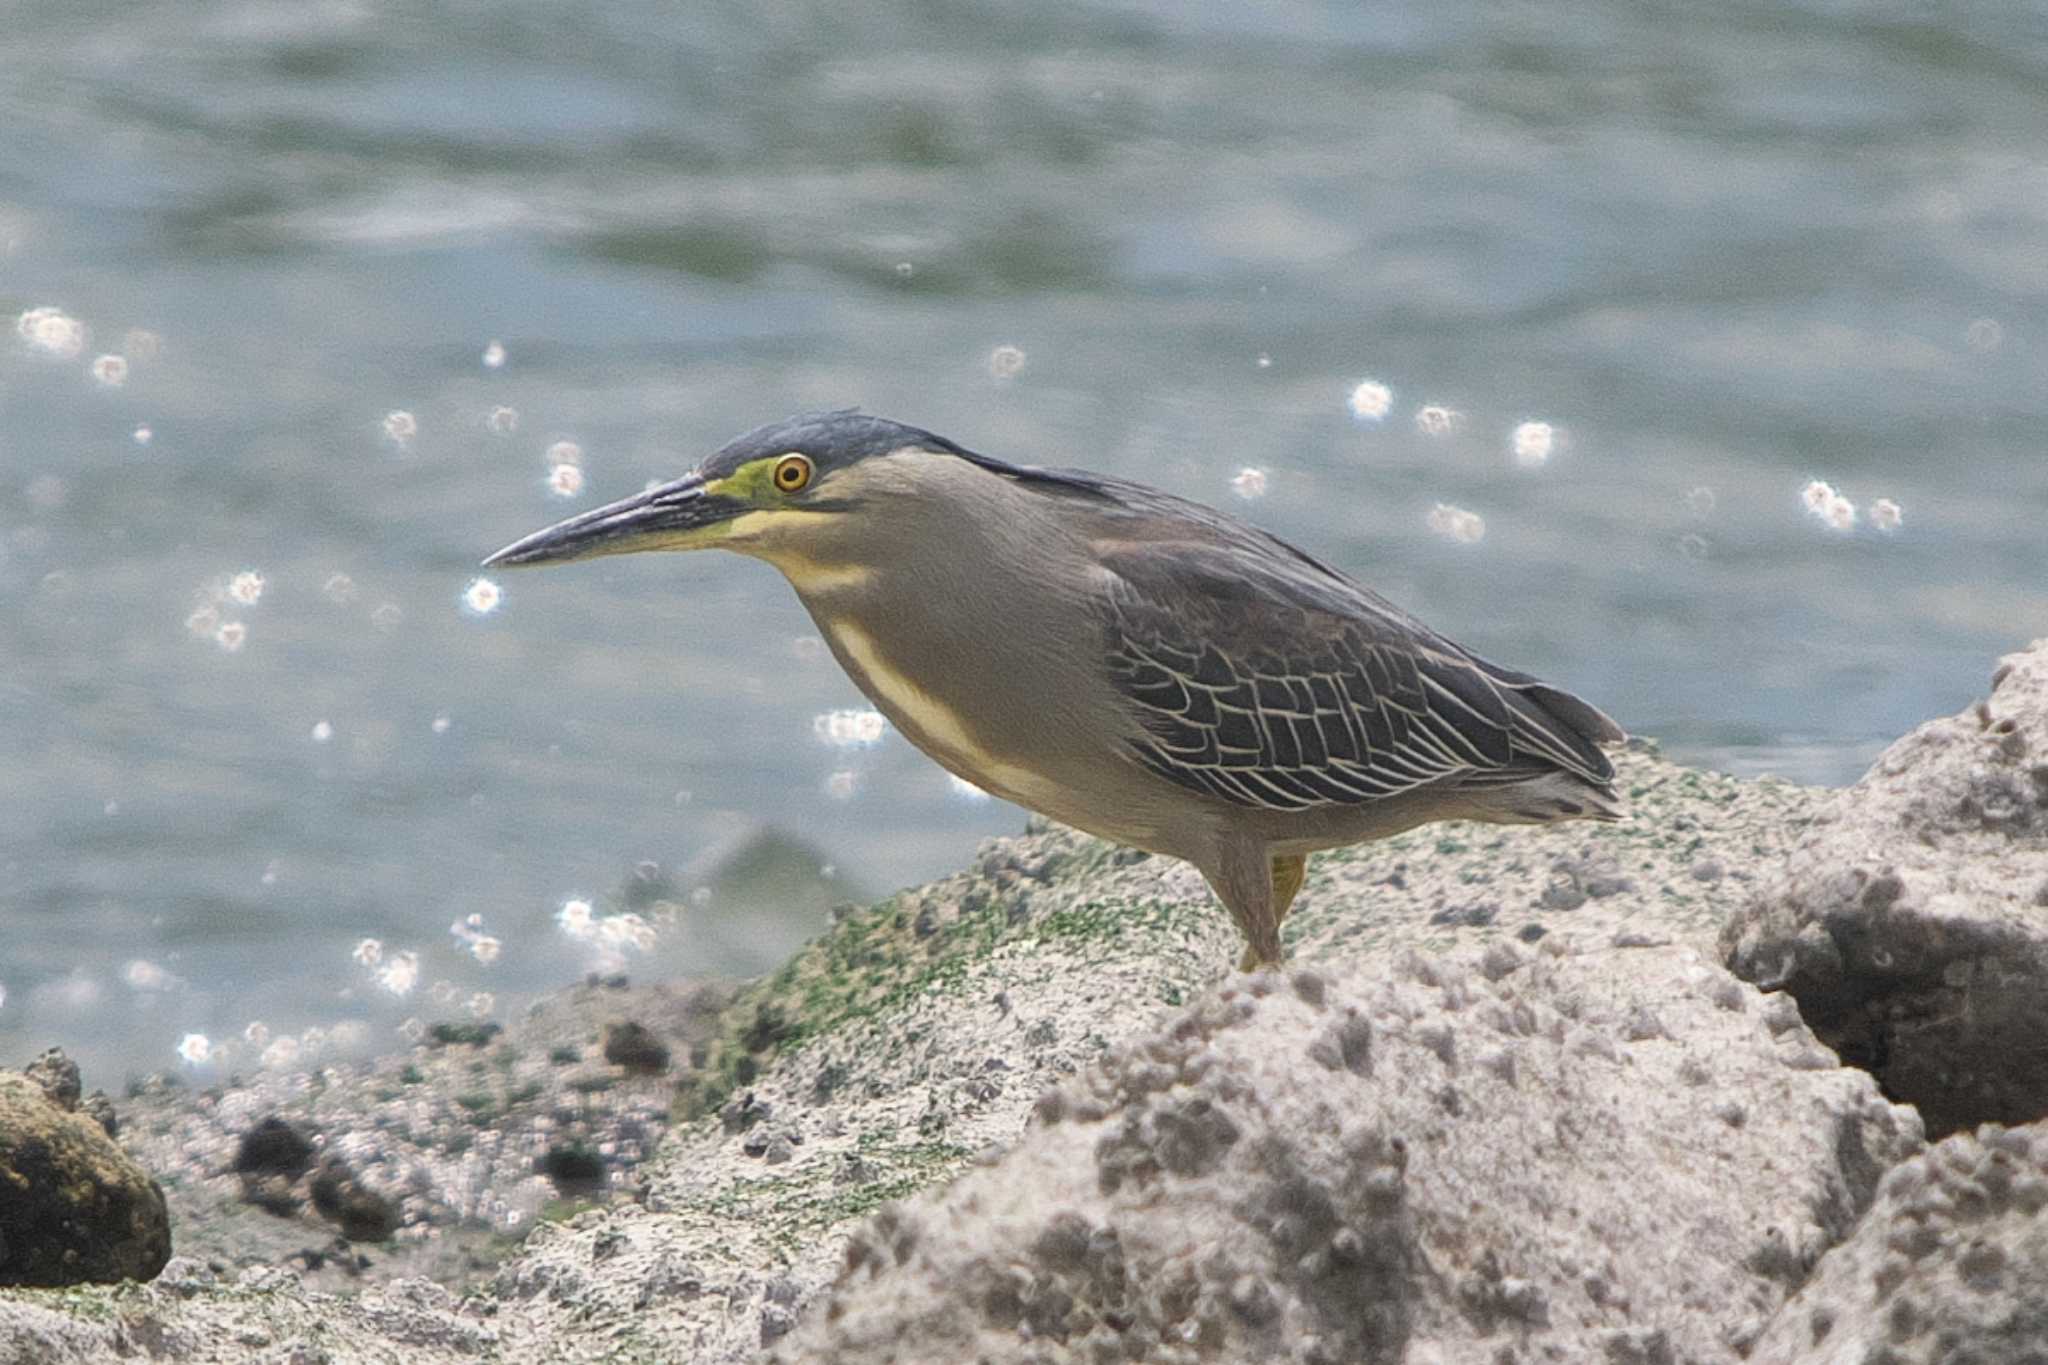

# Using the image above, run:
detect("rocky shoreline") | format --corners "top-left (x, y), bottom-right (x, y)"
top-left (4, 642), bottom-right (2047, 1362)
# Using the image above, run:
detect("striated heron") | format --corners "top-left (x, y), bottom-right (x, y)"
top-left (485, 411), bottom-right (1624, 969)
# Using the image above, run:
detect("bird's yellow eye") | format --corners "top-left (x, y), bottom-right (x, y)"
top-left (772, 454), bottom-right (813, 493)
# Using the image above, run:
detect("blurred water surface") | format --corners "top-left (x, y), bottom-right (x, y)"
top-left (3, 0), bottom-right (2046, 1078)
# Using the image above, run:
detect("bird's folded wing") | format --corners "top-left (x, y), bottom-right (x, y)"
top-left (1094, 540), bottom-right (1613, 813)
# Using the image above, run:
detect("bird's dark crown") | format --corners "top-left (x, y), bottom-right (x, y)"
top-left (700, 409), bottom-right (1112, 499)
top-left (698, 409), bottom-right (951, 484)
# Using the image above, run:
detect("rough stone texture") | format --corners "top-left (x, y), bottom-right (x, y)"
top-left (0, 1072), bottom-right (170, 1287)
top-left (0, 1267), bottom-right (498, 1365)
top-left (0, 745), bottom-right (1900, 1362)
top-left (1724, 640), bottom-right (2048, 1138)
top-left (108, 976), bottom-right (727, 1294)
top-left (22, 1049), bottom-right (82, 1113)
top-left (1748, 1121), bottom-right (2048, 1365)
top-left (769, 948), bottom-right (1921, 1364)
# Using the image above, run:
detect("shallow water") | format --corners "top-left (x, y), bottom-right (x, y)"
top-left (3, 0), bottom-right (2045, 1079)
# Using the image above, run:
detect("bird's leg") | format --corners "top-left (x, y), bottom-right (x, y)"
top-left (1203, 842), bottom-right (1287, 972)
top-left (1271, 851), bottom-right (1307, 931)
top-left (1231, 853), bottom-right (1308, 971)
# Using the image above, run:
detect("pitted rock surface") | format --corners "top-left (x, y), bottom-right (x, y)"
top-left (1724, 640), bottom-right (2048, 1137)
top-left (1748, 1121), bottom-right (2048, 1364)
top-left (769, 945), bottom-right (1922, 1364)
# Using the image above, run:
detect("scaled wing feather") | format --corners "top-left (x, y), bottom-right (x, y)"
top-left (1097, 541), bottom-right (1615, 813)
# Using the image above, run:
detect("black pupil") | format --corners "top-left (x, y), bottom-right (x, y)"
top-left (781, 462), bottom-right (802, 485)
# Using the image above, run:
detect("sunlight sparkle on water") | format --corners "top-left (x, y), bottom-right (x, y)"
top-left (450, 914), bottom-right (502, 964)
top-left (482, 340), bottom-right (507, 369)
top-left (215, 620), bottom-right (247, 652)
top-left (813, 709), bottom-right (887, 748)
top-left (1871, 498), bottom-right (1903, 532)
top-left (547, 463), bottom-right (585, 498)
top-left (123, 960), bottom-right (174, 991)
top-left (261, 1037), bottom-right (300, 1069)
top-left (323, 573), bottom-right (357, 605)
top-left (351, 937), bottom-right (383, 967)
top-left (1686, 487), bottom-right (1717, 517)
top-left (243, 1021), bottom-right (270, 1047)
top-left (1230, 467), bottom-right (1269, 500)
top-left (825, 770), bottom-right (858, 800)
top-left (1426, 503), bottom-right (1486, 544)
top-left (1414, 405), bottom-right (1461, 437)
top-left (556, 899), bottom-right (596, 940)
top-left (133, 426), bottom-right (153, 445)
top-left (17, 306), bottom-right (85, 358)
top-left (228, 570), bottom-right (265, 606)
top-left (462, 577), bottom-right (502, 615)
top-left (1801, 480), bottom-right (1856, 532)
top-left (383, 410), bottom-right (418, 446)
top-left (311, 720), bottom-right (333, 743)
top-left (91, 354), bottom-right (128, 387)
top-left (376, 951), bottom-right (420, 996)
top-left (988, 345), bottom-right (1027, 380)
top-left (1347, 380), bottom-right (1393, 423)
top-left (1965, 318), bottom-right (2003, 353)
top-left (489, 406), bottom-right (519, 433)
top-left (545, 440), bottom-right (582, 468)
top-left (595, 913), bottom-right (655, 956)
top-left (176, 1033), bottom-right (212, 1066)
top-left (1511, 421), bottom-right (1556, 468)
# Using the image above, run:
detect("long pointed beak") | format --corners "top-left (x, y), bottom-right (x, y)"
top-left (483, 473), bottom-right (744, 568)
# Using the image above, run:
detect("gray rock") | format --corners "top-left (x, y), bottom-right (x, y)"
top-left (0, 746), bottom-right (1899, 1361)
top-left (22, 1049), bottom-right (81, 1112)
top-left (78, 1092), bottom-right (118, 1139)
top-left (1723, 639), bottom-right (2048, 1137)
top-left (1748, 1121), bottom-right (2048, 1364)
top-left (0, 1072), bottom-right (170, 1286)
top-left (768, 948), bottom-right (1921, 1364)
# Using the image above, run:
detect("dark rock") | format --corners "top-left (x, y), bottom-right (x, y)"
top-left (308, 1157), bottom-right (399, 1243)
top-left (23, 1048), bottom-right (82, 1111)
top-left (234, 1117), bottom-right (315, 1179)
top-left (79, 1091), bottom-right (118, 1138)
top-left (426, 1021), bottom-right (503, 1048)
top-left (538, 1143), bottom-right (605, 1188)
top-left (603, 1021), bottom-right (671, 1075)
top-left (0, 1071), bottom-right (170, 1285)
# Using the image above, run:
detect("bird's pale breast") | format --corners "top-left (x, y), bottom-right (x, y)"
top-left (821, 616), bottom-right (1070, 813)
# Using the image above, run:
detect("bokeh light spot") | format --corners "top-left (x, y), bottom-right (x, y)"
top-left (1426, 503), bottom-right (1485, 543)
top-left (1347, 380), bottom-right (1393, 422)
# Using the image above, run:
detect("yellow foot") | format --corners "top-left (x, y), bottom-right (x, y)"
top-left (1238, 941), bottom-right (1284, 973)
